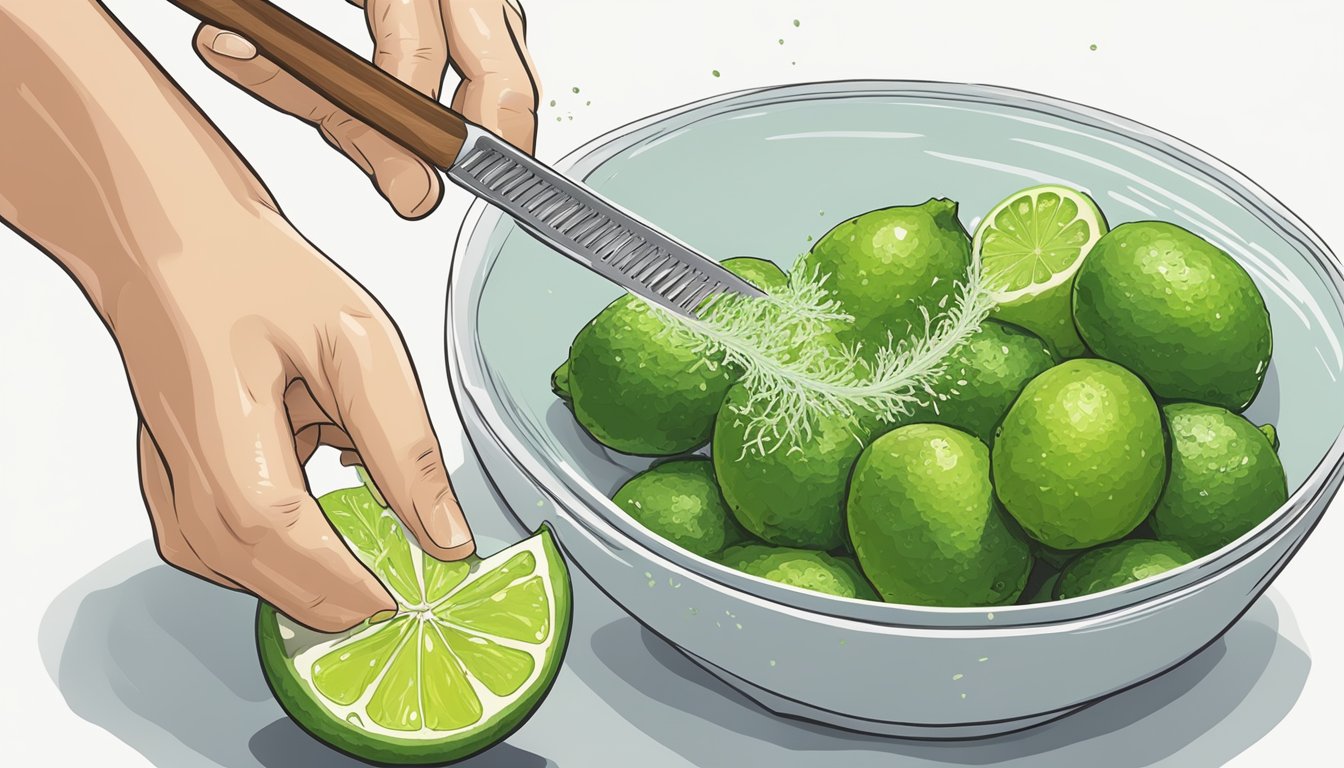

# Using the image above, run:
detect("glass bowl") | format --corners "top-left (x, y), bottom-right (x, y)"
top-left (445, 81), bottom-right (1344, 738)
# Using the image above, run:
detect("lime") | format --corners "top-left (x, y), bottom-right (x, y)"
top-left (1072, 221), bottom-right (1273, 411)
top-left (713, 384), bottom-right (869, 550)
top-left (896, 319), bottom-right (1057, 444)
top-left (975, 185), bottom-right (1108, 358)
top-left (1152, 402), bottom-right (1288, 557)
top-left (567, 257), bottom-right (787, 455)
top-left (257, 486), bottom-right (572, 765)
top-left (793, 198), bottom-right (973, 352)
top-left (992, 359), bottom-right (1167, 549)
top-left (550, 360), bottom-right (571, 404)
top-left (847, 424), bottom-right (1032, 606)
top-left (1055, 540), bottom-right (1194, 599)
top-left (612, 458), bottom-right (749, 558)
top-left (718, 543), bottom-right (879, 600)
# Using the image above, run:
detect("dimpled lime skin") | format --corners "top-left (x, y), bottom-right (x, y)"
top-left (718, 544), bottom-right (879, 600)
top-left (793, 199), bottom-right (972, 351)
top-left (567, 257), bottom-right (787, 455)
top-left (1072, 221), bottom-right (1272, 411)
top-left (992, 359), bottom-right (1167, 550)
top-left (713, 384), bottom-right (868, 550)
top-left (1153, 402), bottom-right (1288, 557)
top-left (896, 320), bottom-right (1057, 444)
top-left (847, 424), bottom-right (1032, 606)
top-left (1056, 540), bottom-right (1194, 599)
top-left (612, 458), bottom-right (749, 558)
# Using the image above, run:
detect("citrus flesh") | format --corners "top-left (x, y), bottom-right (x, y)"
top-left (975, 185), bottom-right (1108, 358)
top-left (257, 486), bottom-right (572, 765)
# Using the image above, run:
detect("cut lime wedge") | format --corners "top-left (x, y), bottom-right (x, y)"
top-left (974, 185), bottom-right (1108, 357)
top-left (257, 486), bottom-right (571, 765)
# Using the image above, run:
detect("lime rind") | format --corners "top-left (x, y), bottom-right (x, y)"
top-left (257, 490), bottom-right (571, 765)
top-left (974, 184), bottom-right (1108, 304)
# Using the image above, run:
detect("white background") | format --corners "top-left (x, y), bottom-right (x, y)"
top-left (2, 1), bottom-right (1340, 766)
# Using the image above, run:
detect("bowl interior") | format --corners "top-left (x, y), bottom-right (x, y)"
top-left (462, 81), bottom-right (1344, 611)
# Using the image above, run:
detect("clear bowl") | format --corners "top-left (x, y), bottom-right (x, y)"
top-left (445, 81), bottom-right (1344, 738)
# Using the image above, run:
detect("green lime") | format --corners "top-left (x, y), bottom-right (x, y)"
top-left (718, 544), bottom-right (879, 600)
top-left (847, 424), bottom-right (1032, 606)
top-left (992, 359), bottom-right (1167, 549)
top-left (612, 458), bottom-right (749, 558)
top-left (975, 185), bottom-right (1108, 358)
top-left (550, 360), bottom-right (571, 403)
top-left (896, 319), bottom-right (1057, 444)
top-left (793, 198), bottom-right (972, 352)
top-left (1055, 540), bottom-right (1194, 599)
top-left (713, 384), bottom-right (869, 550)
top-left (1152, 402), bottom-right (1288, 557)
top-left (257, 487), bottom-right (572, 765)
top-left (1072, 221), bottom-right (1273, 411)
top-left (566, 257), bottom-right (787, 455)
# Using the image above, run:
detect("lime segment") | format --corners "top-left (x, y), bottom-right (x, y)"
top-left (257, 485), bottom-right (572, 765)
top-left (974, 185), bottom-right (1108, 357)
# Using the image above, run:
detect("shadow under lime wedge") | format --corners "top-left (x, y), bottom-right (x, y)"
top-left (257, 486), bottom-right (572, 766)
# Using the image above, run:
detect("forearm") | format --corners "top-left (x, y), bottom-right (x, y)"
top-left (0, 0), bottom-right (281, 322)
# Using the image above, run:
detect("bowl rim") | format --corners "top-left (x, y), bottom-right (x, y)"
top-left (446, 78), bottom-right (1344, 630)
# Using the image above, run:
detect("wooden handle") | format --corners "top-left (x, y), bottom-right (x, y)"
top-left (168, 0), bottom-right (469, 167)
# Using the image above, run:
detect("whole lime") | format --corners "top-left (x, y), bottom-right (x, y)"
top-left (1072, 221), bottom-right (1272, 411)
top-left (718, 544), bottom-right (878, 600)
top-left (612, 459), bottom-right (749, 558)
top-left (1055, 540), bottom-right (1194, 599)
top-left (897, 319), bottom-right (1056, 444)
top-left (992, 359), bottom-right (1167, 549)
top-left (713, 384), bottom-right (868, 550)
top-left (567, 257), bottom-right (787, 455)
top-left (793, 198), bottom-right (972, 352)
top-left (847, 424), bottom-right (1032, 606)
top-left (1152, 402), bottom-right (1288, 557)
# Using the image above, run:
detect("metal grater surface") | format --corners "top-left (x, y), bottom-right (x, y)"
top-left (447, 128), bottom-right (767, 317)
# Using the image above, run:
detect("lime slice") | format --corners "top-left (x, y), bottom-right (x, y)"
top-left (257, 486), bottom-right (572, 765)
top-left (974, 185), bottom-right (1108, 357)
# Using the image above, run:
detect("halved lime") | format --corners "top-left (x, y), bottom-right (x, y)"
top-left (257, 485), bottom-right (572, 765)
top-left (974, 185), bottom-right (1108, 357)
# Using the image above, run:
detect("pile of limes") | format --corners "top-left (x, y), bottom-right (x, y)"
top-left (553, 186), bottom-right (1288, 607)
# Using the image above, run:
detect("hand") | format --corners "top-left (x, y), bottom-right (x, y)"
top-left (194, 0), bottom-right (539, 219)
top-left (123, 214), bottom-right (473, 631)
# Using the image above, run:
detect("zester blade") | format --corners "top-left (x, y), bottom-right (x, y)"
top-left (447, 126), bottom-right (768, 318)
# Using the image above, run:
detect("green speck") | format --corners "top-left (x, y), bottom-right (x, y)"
top-left (769, 659), bottom-right (777, 667)
top-left (778, 38), bottom-right (784, 45)
top-left (555, 116), bottom-right (561, 122)
top-left (793, 19), bottom-right (800, 27)
top-left (805, 235), bottom-right (813, 242)
top-left (586, 100), bottom-right (592, 106)
top-left (1090, 44), bottom-right (1098, 51)
top-left (978, 656), bottom-right (989, 662)
top-left (549, 99), bottom-right (556, 107)
top-left (567, 115), bottom-right (573, 121)
top-left (987, 612), bottom-right (995, 620)
top-left (961, 693), bottom-right (967, 700)
top-left (535, 499), bottom-right (544, 507)
top-left (712, 69), bottom-right (721, 78)
top-left (952, 673), bottom-right (964, 681)
top-left (572, 87), bottom-right (580, 93)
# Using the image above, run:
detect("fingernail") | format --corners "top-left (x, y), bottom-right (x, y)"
top-left (428, 499), bottom-right (474, 553)
top-left (209, 31), bottom-right (257, 60)
top-left (369, 609), bottom-right (398, 624)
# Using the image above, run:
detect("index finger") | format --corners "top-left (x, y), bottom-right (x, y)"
top-left (443, 0), bottom-right (539, 153)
